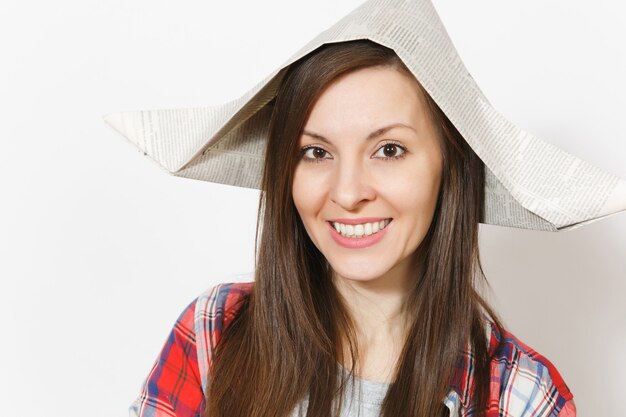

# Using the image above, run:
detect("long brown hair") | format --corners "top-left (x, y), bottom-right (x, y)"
top-left (205, 39), bottom-right (505, 417)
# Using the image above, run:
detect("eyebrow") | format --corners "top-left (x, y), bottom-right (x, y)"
top-left (301, 123), bottom-right (416, 144)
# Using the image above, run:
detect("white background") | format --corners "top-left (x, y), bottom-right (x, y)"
top-left (1, 0), bottom-right (625, 416)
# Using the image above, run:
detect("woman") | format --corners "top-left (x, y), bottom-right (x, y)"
top-left (129, 40), bottom-right (576, 417)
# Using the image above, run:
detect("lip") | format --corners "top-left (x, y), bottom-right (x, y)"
top-left (327, 217), bottom-right (391, 225)
top-left (327, 219), bottom-right (391, 249)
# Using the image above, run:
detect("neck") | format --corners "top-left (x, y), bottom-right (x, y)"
top-left (333, 249), bottom-right (420, 326)
top-left (332, 251), bottom-right (421, 379)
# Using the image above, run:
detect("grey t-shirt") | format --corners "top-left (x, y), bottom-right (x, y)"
top-left (290, 369), bottom-right (391, 417)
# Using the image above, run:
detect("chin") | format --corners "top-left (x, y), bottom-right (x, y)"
top-left (329, 262), bottom-right (389, 283)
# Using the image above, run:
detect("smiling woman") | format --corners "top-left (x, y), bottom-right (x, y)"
top-left (196, 40), bottom-right (575, 417)
top-left (120, 39), bottom-right (579, 417)
top-left (104, 0), bottom-right (626, 415)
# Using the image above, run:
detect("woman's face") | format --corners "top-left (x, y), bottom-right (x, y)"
top-left (292, 65), bottom-right (443, 284)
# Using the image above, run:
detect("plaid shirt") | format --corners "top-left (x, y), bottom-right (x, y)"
top-left (129, 282), bottom-right (576, 417)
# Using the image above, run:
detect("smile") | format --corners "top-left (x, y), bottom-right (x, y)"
top-left (331, 219), bottom-right (391, 238)
top-left (326, 219), bottom-right (392, 249)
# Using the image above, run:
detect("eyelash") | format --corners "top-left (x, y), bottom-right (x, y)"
top-left (299, 140), bottom-right (408, 163)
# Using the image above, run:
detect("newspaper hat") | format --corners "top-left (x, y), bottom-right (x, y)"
top-left (104, 0), bottom-right (626, 232)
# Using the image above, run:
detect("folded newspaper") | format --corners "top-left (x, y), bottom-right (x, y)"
top-left (103, 0), bottom-right (626, 232)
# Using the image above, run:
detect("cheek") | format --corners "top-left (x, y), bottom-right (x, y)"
top-left (292, 167), bottom-right (321, 220)
top-left (399, 162), bottom-right (442, 224)
top-left (424, 167), bottom-right (442, 210)
top-left (418, 148), bottom-right (443, 210)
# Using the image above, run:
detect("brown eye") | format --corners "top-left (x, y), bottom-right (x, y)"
top-left (383, 144), bottom-right (397, 157)
top-left (374, 143), bottom-right (407, 160)
top-left (301, 146), bottom-right (331, 162)
top-left (313, 148), bottom-right (327, 158)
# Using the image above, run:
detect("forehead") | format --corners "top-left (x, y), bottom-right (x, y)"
top-left (303, 66), bottom-right (429, 135)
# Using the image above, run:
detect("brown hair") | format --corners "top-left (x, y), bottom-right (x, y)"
top-left (204, 39), bottom-right (505, 417)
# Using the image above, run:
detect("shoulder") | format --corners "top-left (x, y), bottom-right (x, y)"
top-left (129, 282), bottom-right (254, 417)
top-left (129, 298), bottom-right (204, 417)
top-left (485, 319), bottom-right (576, 417)
top-left (193, 281), bottom-right (254, 392)
top-left (160, 281), bottom-right (253, 344)
top-left (195, 281), bottom-right (254, 329)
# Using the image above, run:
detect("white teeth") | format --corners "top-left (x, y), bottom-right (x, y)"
top-left (332, 219), bottom-right (391, 238)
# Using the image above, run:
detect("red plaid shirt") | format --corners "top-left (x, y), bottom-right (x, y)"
top-left (129, 282), bottom-right (576, 417)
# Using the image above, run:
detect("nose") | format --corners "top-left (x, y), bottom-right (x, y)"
top-left (329, 156), bottom-right (376, 211)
